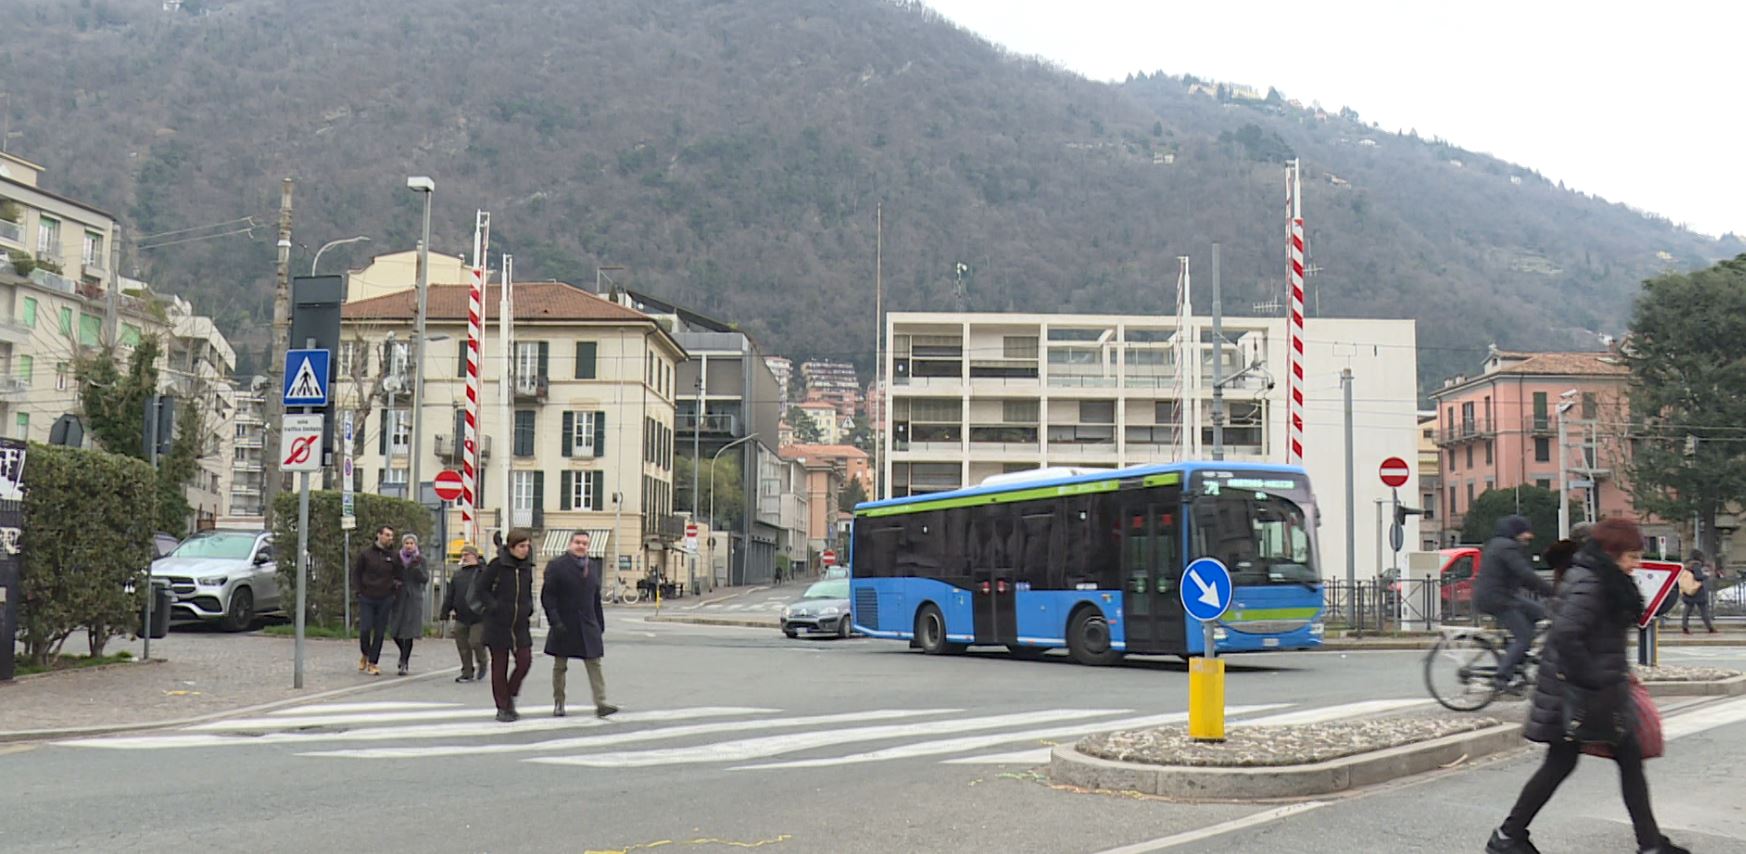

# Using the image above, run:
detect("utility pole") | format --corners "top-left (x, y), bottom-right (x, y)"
top-left (1210, 243), bottom-right (1225, 460)
top-left (1342, 368), bottom-right (1355, 594)
top-left (104, 221), bottom-right (122, 346)
top-left (1557, 398), bottom-right (1572, 539)
top-left (408, 179), bottom-right (434, 503)
top-left (264, 178), bottom-right (293, 527)
top-left (873, 202), bottom-right (883, 500)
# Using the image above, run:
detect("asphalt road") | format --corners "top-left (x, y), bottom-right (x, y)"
top-left (4, 617), bottom-right (1743, 854)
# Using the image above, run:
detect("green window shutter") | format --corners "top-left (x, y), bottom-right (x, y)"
top-left (575, 341), bottom-right (597, 379)
top-left (560, 471), bottom-right (574, 511)
top-left (561, 411), bottom-right (575, 457)
top-left (537, 341), bottom-right (549, 378)
top-left (593, 411), bottom-right (606, 458)
top-left (22, 298), bottom-right (36, 328)
top-left (590, 471), bottom-right (605, 511)
top-left (457, 340), bottom-right (469, 378)
top-left (58, 307), bottom-right (72, 334)
top-left (78, 314), bottom-right (101, 347)
top-left (533, 471), bottom-right (545, 512)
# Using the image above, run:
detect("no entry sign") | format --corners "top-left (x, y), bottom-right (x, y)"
top-left (433, 469), bottom-right (464, 502)
top-left (1379, 457), bottom-right (1411, 488)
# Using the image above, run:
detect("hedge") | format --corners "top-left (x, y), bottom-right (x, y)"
top-left (272, 490), bottom-right (431, 626)
top-left (17, 444), bottom-right (159, 666)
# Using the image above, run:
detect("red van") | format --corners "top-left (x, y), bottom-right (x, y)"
top-left (1438, 547), bottom-right (1482, 610)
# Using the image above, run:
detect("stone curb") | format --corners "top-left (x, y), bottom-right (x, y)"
top-left (8, 657), bottom-right (168, 682)
top-left (0, 663), bottom-right (462, 744)
top-left (645, 615), bottom-right (777, 629)
top-left (1643, 673), bottom-right (1746, 697)
top-left (1048, 722), bottom-right (1523, 801)
top-left (1320, 635), bottom-right (1744, 651)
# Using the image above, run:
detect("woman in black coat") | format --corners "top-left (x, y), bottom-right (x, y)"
top-left (469, 529), bottom-right (536, 722)
top-left (541, 530), bottom-right (615, 719)
top-left (1487, 518), bottom-right (1687, 854)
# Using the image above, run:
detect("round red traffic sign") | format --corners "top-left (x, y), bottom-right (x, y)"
top-left (822, 549), bottom-right (837, 565)
top-left (433, 469), bottom-right (464, 502)
top-left (1379, 457), bottom-right (1411, 488)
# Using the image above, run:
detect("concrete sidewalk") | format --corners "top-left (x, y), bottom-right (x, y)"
top-left (1, 628), bottom-right (455, 740)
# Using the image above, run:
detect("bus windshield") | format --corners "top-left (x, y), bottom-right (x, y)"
top-left (1191, 490), bottom-right (1318, 587)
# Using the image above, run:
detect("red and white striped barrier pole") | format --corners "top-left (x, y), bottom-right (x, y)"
top-left (462, 211), bottom-right (490, 544)
top-left (1288, 216), bottom-right (1306, 466)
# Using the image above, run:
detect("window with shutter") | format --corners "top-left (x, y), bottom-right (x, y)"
top-left (533, 471), bottom-right (545, 512)
top-left (589, 470), bottom-right (605, 511)
top-left (575, 341), bottom-right (597, 379)
top-left (514, 411), bottom-right (536, 456)
top-left (562, 412), bottom-right (575, 457)
top-left (560, 471), bottom-right (574, 510)
top-left (568, 411), bottom-right (594, 456)
top-left (593, 411), bottom-right (607, 458)
top-left (537, 342), bottom-right (549, 379)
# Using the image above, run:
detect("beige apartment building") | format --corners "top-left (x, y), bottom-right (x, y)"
top-left (338, 270), bottom-right (688, 586)
top-left (0, 152), bottom-right (118, 300)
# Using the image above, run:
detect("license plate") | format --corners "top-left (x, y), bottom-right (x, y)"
top-left (1263, 637), bottom-right (1279, 648)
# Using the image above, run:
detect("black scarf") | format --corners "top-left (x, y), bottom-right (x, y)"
top-left (1579, 545), bottom-right (1645, 626)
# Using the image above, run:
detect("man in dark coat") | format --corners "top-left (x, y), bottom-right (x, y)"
top-left (470, 529), bottom-right (536, 722)
top-left (542, 530), bottom-right (616, 719)
top-left (440, 545), bottom-right (488, 682)
top-left (1476, 515), bottom-right (1554, 693)
top-left (350, 525), bottom-right (403, 676)
top-left (1681, 550), bottom-right (1717, 634)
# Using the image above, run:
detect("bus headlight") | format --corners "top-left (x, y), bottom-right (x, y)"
top-left (1212, 627), bottom-right (1228, 641)
top-left (1309, 622), bottom-right (1325, 637)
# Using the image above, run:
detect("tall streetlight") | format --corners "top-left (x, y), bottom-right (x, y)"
top-left (1557, 389), bottom-right (1577, 539)
top-left (709, 433), bottom-right (760, 532)
top-left (406, 176), bottom-right (435, 499)
top-left (310, 235), bottom-right (370, 276)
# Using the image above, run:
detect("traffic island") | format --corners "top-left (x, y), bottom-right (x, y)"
top-left (1636, 665), bottom-right (1746, 697)
top-left (1050, 716), bottom-right (1519, 800)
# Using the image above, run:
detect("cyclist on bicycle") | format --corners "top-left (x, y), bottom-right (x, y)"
top-left (1475, 515), bottom-right (1554, 694)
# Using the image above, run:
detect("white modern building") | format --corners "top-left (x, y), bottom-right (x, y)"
top-left (882, 311), bottom-right (1421, 581)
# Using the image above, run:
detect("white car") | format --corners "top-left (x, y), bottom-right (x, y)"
top-left (150, 530), bottom-right (279, 631)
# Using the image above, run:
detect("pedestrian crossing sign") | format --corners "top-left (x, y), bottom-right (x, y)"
top-left (283, 349), bottom-right (330, 406)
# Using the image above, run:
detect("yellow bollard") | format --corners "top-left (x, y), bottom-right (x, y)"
top-left (1188, 656), bottom-right (1226, 742)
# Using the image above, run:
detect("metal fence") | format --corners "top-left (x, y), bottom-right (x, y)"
top-left (1321, 579), bottom-right (1515, 636)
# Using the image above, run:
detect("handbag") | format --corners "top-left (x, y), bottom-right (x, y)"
top-left (1561, 673), bottom-right (1627, 745)
top-left (1678, 569), bottom-right (1701, 597)
top-left (1584, 676), bottom-right (1663, 759)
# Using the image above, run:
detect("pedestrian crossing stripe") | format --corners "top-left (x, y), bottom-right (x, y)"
top-left (57, 698), bottom-right (1488, 770)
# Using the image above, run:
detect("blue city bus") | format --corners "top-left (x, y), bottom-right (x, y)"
top-left (847, 462), bottom-right (1324, 664)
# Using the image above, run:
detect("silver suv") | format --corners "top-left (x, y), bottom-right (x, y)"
top-left (150, 530), bottom-right (279, 631)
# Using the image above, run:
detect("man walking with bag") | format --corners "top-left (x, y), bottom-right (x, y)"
top-left (1680, 550), bottom-right (1717, 634)
top-left (541, 530), bottom-right (617, 719)
top-left (440, 545), bottom-right (488, 682)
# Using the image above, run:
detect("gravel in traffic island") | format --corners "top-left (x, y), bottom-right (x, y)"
top-left (1050, 716), bottom-right (1520, 801)
top-left (1635, 664), bottom-right (1746, 697)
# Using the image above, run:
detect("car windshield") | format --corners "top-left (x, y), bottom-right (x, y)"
top-left (171, 533), bottom-right (258, 560)
top-left (803, 580), bottom-right (849, 600)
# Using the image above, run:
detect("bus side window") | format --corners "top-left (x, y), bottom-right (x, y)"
top-left (1020, 511), bottom-right (1053, 589)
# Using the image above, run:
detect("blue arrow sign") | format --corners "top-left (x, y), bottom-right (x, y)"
top-left (1180, 557), bottom-right (1234, 622)
top-left (283, 349), bottom-right (330, 407)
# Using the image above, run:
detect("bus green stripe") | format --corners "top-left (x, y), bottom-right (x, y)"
top-left (857, 472), bottom-right (1181, 518)
top-left (1224, 607), bottom-right (1320, 622)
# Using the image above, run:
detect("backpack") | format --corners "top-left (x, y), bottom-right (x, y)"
top-left (1677, 568), bottom-right (1702, 597)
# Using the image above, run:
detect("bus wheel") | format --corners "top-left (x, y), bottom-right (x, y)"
top-left (1068, 608), bottom-right (1123, 667)
top-left (915, 605), bottom-right (961, 655)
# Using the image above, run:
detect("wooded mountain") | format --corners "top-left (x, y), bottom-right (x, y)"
top-left (0, 0), bottom-right (1732, 392)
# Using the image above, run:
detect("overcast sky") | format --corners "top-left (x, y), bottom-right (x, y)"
top-left (923, 1), bottom-right (1743, 239)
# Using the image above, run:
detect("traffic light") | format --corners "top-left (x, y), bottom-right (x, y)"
top-left (1395, 503), bottom-right (1425, 526)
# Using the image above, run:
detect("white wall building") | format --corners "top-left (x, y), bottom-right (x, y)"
top-left (882, 311), bottom-right (1420, 581)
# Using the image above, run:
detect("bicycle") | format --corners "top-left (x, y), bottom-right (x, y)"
top-left (1423, 620), bottom-right (1546, 712)
top-left (602, 576), bottom-right (642, 606)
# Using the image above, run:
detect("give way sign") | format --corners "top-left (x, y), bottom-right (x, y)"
top-left (1635, 560), bottom-right (1684, 629)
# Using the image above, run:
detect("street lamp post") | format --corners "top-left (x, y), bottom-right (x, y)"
top-left (709, 433), bottom-right (759, 535)
top-left (406, 177), bottom-right (435, 500)
top-left (310, 235), bottom-right (370, 277)
top-left (1557, 389), bottom-right (1577, 539)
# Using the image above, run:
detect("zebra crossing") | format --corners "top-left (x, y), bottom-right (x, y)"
top-left (55, 697), bottom-right (1441, 771)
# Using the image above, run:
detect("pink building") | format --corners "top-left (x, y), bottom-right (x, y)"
top-left (1429, 349), bottom-right (1642, 543)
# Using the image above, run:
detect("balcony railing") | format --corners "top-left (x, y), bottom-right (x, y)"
top-left (435, 433), bottom-right (493, 462)
top-left (675, 413), bottom-right (739, 436)
top-left (29, 268), bottom-right (75, 294)
top-left (1526, 415), bottom-right (1555, 436)
top-left (514, 375), bottom-right (549, 402)
top-left (1433, 418), bottom-right (1495, 445)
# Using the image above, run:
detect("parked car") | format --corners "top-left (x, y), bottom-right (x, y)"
top-left (822, 566), bottom-right (849, 581)
top-left (154, 532), bottom-right (180, 560)
top-left (781, 578), bottom-right (853, 639)
top-left (150, 530), bottom-right (279, 631)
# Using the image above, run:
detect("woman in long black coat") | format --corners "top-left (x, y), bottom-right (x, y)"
top-left (1487, 518), bottom-right (1687, 854)
top-left (541, 530), bottom-right (615, 719)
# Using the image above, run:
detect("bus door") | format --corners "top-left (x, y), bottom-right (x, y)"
top-left (969, 512), bottom-right (1018, 645)
top-left (1120, 495), bottom-right (1184, 654)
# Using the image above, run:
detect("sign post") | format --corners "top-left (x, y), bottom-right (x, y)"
top-left (0, 440), bottom-right (25, 682)
top-left (1182, 557), bottom-right (1234, 742)
top-left (341, 411), bottom-right (354, 635)
top-left (281, 347), bottom-right (329, 690)
top-left (1634, 560), bottom-right (1683, 667)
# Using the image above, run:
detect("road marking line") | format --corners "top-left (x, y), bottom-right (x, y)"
top-left (1664, 696), bottom-right (1746, 741)
top-left (266, 701), bottom-right (461, 716)
top-left (58, 707), bottom-right (773, 750)
top-left (738, 705), bottom-right (1291, 770)
top-left (1230, 698), bottom-right (1431, 727)
top-left (300, 709), bottom-right (955, 760)
top-left (1088, 801), bottom-right (1331, 853)
top-left (189, 707), bottom-right (502, 731)
top-left (529, 708), bottom-right (1130, 768)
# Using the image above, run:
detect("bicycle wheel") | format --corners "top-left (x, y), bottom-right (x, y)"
top-left (620, 585), bottom-right (642, 605)
top-left (1424, 633), bottom-right (1501, 712)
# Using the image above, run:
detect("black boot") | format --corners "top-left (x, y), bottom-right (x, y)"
top-left (1641, 836), bottom-right (1691, 854)
top-left (1487, 828), bottom-right (1541, 854)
